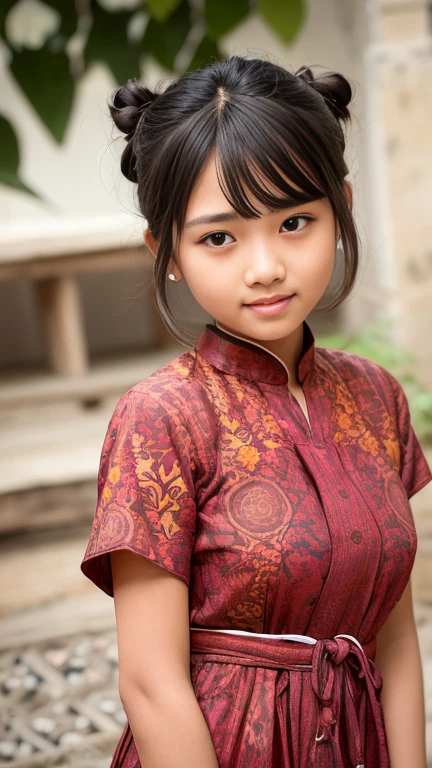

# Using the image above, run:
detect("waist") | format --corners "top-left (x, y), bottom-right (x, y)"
top-left (190, 627), bottom-right (376, 670)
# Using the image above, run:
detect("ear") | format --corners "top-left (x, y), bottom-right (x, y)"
top-left (335, 181), bottom-right (353, 242)
top-left (143, 228), bottom-right (183, 282)
top-left (343, 179), bottom-right (353, 211)
top-left (143, 228), bottom-right (159, 256)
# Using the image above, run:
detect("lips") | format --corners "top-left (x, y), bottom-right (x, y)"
top-left (246, 294), bottom-right (293, 306)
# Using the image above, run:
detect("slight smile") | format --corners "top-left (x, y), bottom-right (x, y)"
top-left (244, 294), bottom-right (295, 316)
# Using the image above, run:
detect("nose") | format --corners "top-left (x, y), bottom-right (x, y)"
top-left (244, 243), bottom-right (286, 286)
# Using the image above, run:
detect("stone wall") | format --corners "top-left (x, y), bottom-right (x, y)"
top-left (363, 0), bottom-right (432, 387)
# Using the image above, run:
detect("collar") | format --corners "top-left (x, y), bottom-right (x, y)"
top-left (194, 320), bottom-right (315, 385)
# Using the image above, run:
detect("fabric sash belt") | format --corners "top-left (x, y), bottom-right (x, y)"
top-left (190, 627), bottom-right (385, 768)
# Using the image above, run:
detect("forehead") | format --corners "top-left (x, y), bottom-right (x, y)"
top-left (187, 152), bottom-right (223, 203)
top-left (185, 149), bottom-right (305, 219)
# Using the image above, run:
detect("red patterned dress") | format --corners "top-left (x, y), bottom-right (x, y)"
top-left (81, 321), bottom-right (432, 768)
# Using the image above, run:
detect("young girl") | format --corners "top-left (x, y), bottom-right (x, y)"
top-left (81, 55), bottom-right (432, 768)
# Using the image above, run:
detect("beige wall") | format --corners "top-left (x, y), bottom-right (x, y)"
top-left (0, 0), bottom-right (371, 365)
top-left (363, 0), bottom-right (432, 386)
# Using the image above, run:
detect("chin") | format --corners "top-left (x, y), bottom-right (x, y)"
top-left (247, 315), bottom-right (303, 335)
top-left (240, 326), bottom-right (298, 344)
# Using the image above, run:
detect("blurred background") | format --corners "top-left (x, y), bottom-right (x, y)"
top-left (0, 0), bottom-right (431, 765)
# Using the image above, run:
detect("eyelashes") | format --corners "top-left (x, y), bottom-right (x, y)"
top-left (199, 215), bottom-right (314, 249)
top-left (280, 215), bottom-right (313, 233)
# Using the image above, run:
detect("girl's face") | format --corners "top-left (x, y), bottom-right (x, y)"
top-left (158, 151), bottom-right (342, 351)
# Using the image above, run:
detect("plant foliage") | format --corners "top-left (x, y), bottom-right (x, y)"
top-left (317, 320), bottom-right (432, 444)
top-left (0, 115), bottom-right (37, 196)
top-left (0, 0), bottom-right (306, 196)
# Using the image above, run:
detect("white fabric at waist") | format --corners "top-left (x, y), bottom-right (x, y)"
top-left (191, 628), bottom-right (365, 655)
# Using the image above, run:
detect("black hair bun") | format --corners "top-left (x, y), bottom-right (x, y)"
top-left (109, 78), bottom-right (158, 182)
top-left (295, 66), bottom-right (352, 122)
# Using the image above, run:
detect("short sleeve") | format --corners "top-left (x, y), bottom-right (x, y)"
top-left (389, 373), bottom-right (432, 499)
top-left (80, 387), bottom-right (198, 596)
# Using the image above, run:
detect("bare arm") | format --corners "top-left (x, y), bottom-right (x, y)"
top-left (375, 577), bottom-right (426, 768)
top-left (111, 550), bottom-right (219, 768)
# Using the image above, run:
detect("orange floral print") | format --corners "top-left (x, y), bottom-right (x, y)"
top-left (81, 321), bottom-right (431, 768)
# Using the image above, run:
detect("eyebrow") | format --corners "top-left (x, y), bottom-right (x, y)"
top-left (185, 212), bottom-right (240, 229)
top-left (184, 196), bottom-right (321, 230)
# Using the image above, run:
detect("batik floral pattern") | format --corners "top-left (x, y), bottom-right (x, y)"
top-left (81, 322), bottom-right (432, 768)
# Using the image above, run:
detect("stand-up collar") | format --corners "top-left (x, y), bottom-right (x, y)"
top-left (194, 321), bottom-right (315, 386)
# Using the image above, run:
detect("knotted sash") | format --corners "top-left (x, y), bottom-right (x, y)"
top-left (110, 628), bottom-right (389, 767)
top-left (190, 628), bottom-right (389, 767)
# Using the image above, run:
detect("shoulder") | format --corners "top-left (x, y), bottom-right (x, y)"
top-left (108, 348), bottom-right (214, 436)
top-left (316, 346), bottom-right (403, 410)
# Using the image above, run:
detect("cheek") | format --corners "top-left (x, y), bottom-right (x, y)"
top-left (185, 262), bottom-right (228, 302)
top-left (299, 231), bottom-right (336, 285)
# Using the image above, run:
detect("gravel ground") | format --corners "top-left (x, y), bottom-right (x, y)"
top-left (0, 609), bottom-right (431, 767)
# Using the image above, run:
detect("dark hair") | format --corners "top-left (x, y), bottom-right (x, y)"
top-left (109, 56), bottom-right (357, 346)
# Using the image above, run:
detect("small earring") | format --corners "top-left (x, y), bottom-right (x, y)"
top-left (168, 273), bottom-right (177, 282)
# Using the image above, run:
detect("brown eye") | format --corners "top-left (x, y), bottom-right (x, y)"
top-left (281, 216), bottom-right (311, 233)
top-left (201, 232), bottom-right (234, 248)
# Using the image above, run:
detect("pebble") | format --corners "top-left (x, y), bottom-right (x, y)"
top-left (15, 742), bottom-right (34, 757)
top-left (68, 656), bottom-right (87, 670)
top-left (114, 709), bottom-right (127, 725)
top-left (32, 717), bottom-right (56, 734)
top-left (52, 701), bottom-right (68, 715)
top-left (0, 741), bottom-right (15, 759)
top-left (23, 673), bottom-right (39, 691)
top-left (84, 668), bottom-right (103, 684)
top-left (45, 649), bottom-right (68, 668)
top-left (99, 698), bottom-right (117, 714)
top-left (58, 732), bottom-right (83, 747)
top-left (106, 644), bottom-right (119, 663)
top-left (74, 640), bottom-right (91, 656)
top-left (66, 671), bottom-right (84, 686)
top-left (4, 676), bottom-right (22, 691)
top-left (75, 714), bottom-right (91, 730)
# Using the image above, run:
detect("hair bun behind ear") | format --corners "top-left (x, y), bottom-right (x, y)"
top-left (110, 78), bottom-right (158, 134)
top-left (295, 66), bottom-right (352, 122)
top-left (109, 78), bottom-right (158, 182)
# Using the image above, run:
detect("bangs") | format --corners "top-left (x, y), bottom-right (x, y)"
top-left (215, 95), bottom-right (326, 218)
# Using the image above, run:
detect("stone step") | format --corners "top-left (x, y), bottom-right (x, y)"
top-left (0, 347), bottom-right (182, 408)
top-left (0, 347), bottom-right (182, 495)
top-left (0, 526), bottom-right (108, 627)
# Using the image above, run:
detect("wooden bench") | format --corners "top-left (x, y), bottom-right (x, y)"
top-left (0, 215), bottom-right (184, 494)
top-left (0, 214), bottom-right (174, 377)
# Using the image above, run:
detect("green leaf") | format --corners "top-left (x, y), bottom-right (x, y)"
top-left (412, 392), bottom-right (432, 413)
top-left (0, 115), bottom-right (38, 196)
top-left (86, 3), bottom-right (141, 84)
top-left (258, 0), bottom-right (305, 45)
top-left (316, 332), bottom-right (350, 351)
top-left (10, 46), bottom-right (74, 143)
top-left (317, 319), bottom-right (432, 443)
top-left (318, 321), bottom-right (416, 371)
top-left (205, 0), bottom-right (249, 40)
top-left (186, 34), bottom-right (223, 72)
top-left (399, 373), bottom-right (417, 385)
top-left (143, 1), bottom-right (190, 71)
top-left (147, 0), bottom-right (183, 23)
